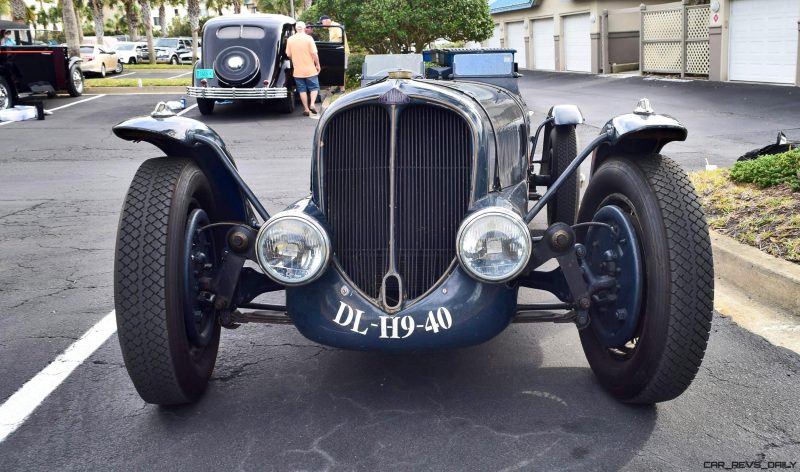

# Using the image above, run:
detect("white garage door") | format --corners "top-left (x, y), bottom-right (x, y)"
top-left (487, 24), bottom-right (502, 49)
top-left (507, 21), bottom-right (527, 69)
top-left (729, 0), bottom-right (799, 84)
top-left (531, 18), bottom-right (555, 70)
top-left (563, 13), bottom-right (591, 72)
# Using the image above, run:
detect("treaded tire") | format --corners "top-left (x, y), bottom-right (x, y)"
top-left (100, 64), bottom-right (106, 78)
top-left (0, 77), bottom-right (15, 110)
top-left (577, 154), bottom-right (714, 404)
top-left (115, 61), bottom-right (124, 74)
top-left (197, 98), bottom-right (215, 115)
top-left (67, 65), bottom-right (83, 97)
top-left (114, 158), bottom-right (221, 405)
top-left (543, 125), bottom-right (580, 225)
top-left (277, 91), bottom-right (296, 114)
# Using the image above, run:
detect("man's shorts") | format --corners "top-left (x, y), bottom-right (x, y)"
top-left (295, 75), bottom-right (320, 93)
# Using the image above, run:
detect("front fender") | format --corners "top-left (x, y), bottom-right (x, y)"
top-left (592, 112), bottom-right (687, 174)
top-left (68, 56), bottom-right (82, 69)
top-left (113, 115), bottom-right (250, 222)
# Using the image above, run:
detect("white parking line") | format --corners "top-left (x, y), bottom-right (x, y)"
top-left (0, 311), bottom-right (117, 443)
top-left (46, 94), bottom-right (107, 112)
top-left (177, 103), bottom-right (198, 116)
top-left (111, 72), bottom-right (137, 79)
top-left (167, 71), bottom-right (191, 79)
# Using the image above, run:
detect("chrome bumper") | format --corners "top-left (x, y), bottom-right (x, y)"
top-left (186, 86), bottom-right (288, 100)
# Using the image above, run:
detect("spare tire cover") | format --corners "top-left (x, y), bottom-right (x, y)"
top-left (214, 45), bottom-right (260, 86)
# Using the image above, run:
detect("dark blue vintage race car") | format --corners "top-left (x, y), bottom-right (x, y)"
top-left (112, 48), bottom-right (713, 406)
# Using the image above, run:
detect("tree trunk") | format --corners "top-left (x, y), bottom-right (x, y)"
top-left (303, 0), bottom-right (312, 9)
top-left (90, 0), bottom-right (105, 45)
top-left (188, 0), bottom-right (199, 63)
top-left (10, 0), bottom-right (27, 22)
top-left (74, 3), bottom-right (84, 44)
top-left (139, 0), bottom-right (155, 64)
top-left (159, 3), bottom-right (166, 37)
top-left (232, 0), bottom-right (241, 14)
top-left (60, 0), bottom-right (81, 58)
top-left (125, 0), bottom-right (139, 41)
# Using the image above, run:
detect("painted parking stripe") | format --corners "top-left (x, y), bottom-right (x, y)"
top-left (0, 311), bottom-right (117, 443)
top-left (45, 94), bottom-right (106, 112)
top-left (177, 103), bottom-right (198, 116)
top-left (167, 71), bottom-right (191, 79)
top-left (111, 72), bottom-right (137, 79)
top-left (0, 95), bottom-right (107, 127)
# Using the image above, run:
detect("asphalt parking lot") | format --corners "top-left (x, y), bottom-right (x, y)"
top-left (1, 73), bottom-right (799, 471)
top-left (88, 68), bottom-right (193, 80)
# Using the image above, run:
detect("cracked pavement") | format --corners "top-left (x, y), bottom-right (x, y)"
top-left (1, 74), bottom-right (799, 471)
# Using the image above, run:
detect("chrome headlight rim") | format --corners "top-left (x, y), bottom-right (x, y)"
top-left (255, 211), bottom-right (331, 287)
top-left (456, 206), bottom-right (532, 283)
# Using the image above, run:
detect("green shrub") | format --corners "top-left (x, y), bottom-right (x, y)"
top-left (346, 53), bottom-right (365, 90)
top-left (730, 148), bottom-right (800, 191)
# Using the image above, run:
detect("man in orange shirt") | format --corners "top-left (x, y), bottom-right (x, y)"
top-left (286, 21), bottom-right (321, 116)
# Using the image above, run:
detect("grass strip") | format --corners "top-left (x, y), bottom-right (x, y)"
top-left (690, 168), bottom-right (800, 262)
top-left (85, 78), bottom-right (191, 87)
top-left (125, 63), bottom-right (192, 70)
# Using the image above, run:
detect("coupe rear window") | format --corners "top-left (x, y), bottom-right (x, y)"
top-left (216, 26), bottom-right (265, 40)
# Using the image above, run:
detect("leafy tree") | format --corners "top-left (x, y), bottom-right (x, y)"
top-left (10, 0), bottom-right (26, 22)
top-left (256, 0), bottom-right (292, 16)
top-left (304, 0), bottom-right (493, 53)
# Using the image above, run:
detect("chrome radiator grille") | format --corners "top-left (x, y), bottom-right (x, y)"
top-left (321, 103), bottom-right (472, 302)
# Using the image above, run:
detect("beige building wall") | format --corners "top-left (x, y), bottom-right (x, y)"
top-left (488, 0), bottom-right (675, 73)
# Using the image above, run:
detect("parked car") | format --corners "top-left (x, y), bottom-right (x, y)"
top-left (180, 46), bottom-right (200, 64)
top-left (153, 37), bottom-right (191, 64)
top-left (187, 14), bottom-right (345, 115)
top-left (0, 20), bottom-right (84, 109)
top-left (111, 41), bottom-right (142, 64)
top-left (80, 45), bottom-right (123, 77)
top-left (112, 48), bottom-right (713, 407)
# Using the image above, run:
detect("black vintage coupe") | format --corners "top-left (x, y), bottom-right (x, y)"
top-left (187, 14), bottom-right (345, 115)
top-left (0, 21), bottom-right (83, 110)
top-left (113, 49), bottom-right (713, 406)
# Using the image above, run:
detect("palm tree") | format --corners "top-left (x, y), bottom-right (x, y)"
top-left (87, 0), bottom-right (105, 44)
top-left (60, 0), bottom-right (80, 57)
top-left (10, 0), bottom-right (27, 22)
top-left (123, 0), bottom-right (139, 41)
top-left (187, 0), bottom-right (199, 62)
top-left (37, 9), bottom-right (49, 29)
top-left (47, 5), bottom-right (62, 31)
top-left (139, 0), bottom-right (155, 63)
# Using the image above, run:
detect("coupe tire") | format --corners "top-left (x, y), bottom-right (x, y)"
top-left (67, 65), bottom-right (84, 97)
top-left (542, 125), bottom-right (580, 225)
top-left (115, 61), bottom-right (124, 74)
top-left (115, 158), bottom-right (221, 405)
top-left (0, 77), bottom-right (15, 110)
top-left (197, 98), bottom-right (215, 115)
top-left (577, 154), bottom-right (714, 404)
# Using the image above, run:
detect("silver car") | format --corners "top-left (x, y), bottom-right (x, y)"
top-left (153, 37), bottom-right (192, 65)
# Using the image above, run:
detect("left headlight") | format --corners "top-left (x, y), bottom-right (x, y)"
top-left (255, 212), bottom-right (331, 286)
top-left (456, 207), bottom-right (532, 283)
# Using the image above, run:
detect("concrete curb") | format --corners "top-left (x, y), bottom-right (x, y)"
top-left (85, 86), bottom-right (186, 94)
top-left (711, 230), bottom-right (800, 317)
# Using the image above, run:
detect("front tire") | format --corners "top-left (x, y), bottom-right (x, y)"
top-left (170, 55), bottom-right (179, 65)
top-left (115, 158), bottom-right (221, 405)
top-left (67, 65), bottom-right (84, 97)
top-left (115, 61), bottom-right (124, 74)
top-left (0, 77), bottom-right (15, 110)
top-left (542, 125), bottom-right (580, 225)
top-left (197, 98), bottom-right (215, 115)
top-left (577, 154), bottom-right (713, 404)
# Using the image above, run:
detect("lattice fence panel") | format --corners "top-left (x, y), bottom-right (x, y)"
top-left (687, 6), bottom-right (710, 40)
top-left (642, 9), bottom-right (682, 41)
top-left (643, 42), bottom-right (682, 72)
top-left (686, 41), bottom-right (709, 74)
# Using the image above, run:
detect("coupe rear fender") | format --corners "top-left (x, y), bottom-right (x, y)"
top-left (591, 111), bottom-right (687, 174)
top-left (112, 115), bottom-right (259, 222)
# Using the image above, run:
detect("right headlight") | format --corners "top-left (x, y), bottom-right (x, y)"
top-left (456, 207), bottom-right (532, 283)
top-left (255, 211), bottom-right (331, 286)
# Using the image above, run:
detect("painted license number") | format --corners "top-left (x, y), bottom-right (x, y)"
top-left (332, 301), bottom-right (453, 339)
top-left (195, 68), bottom-right (214, 79)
